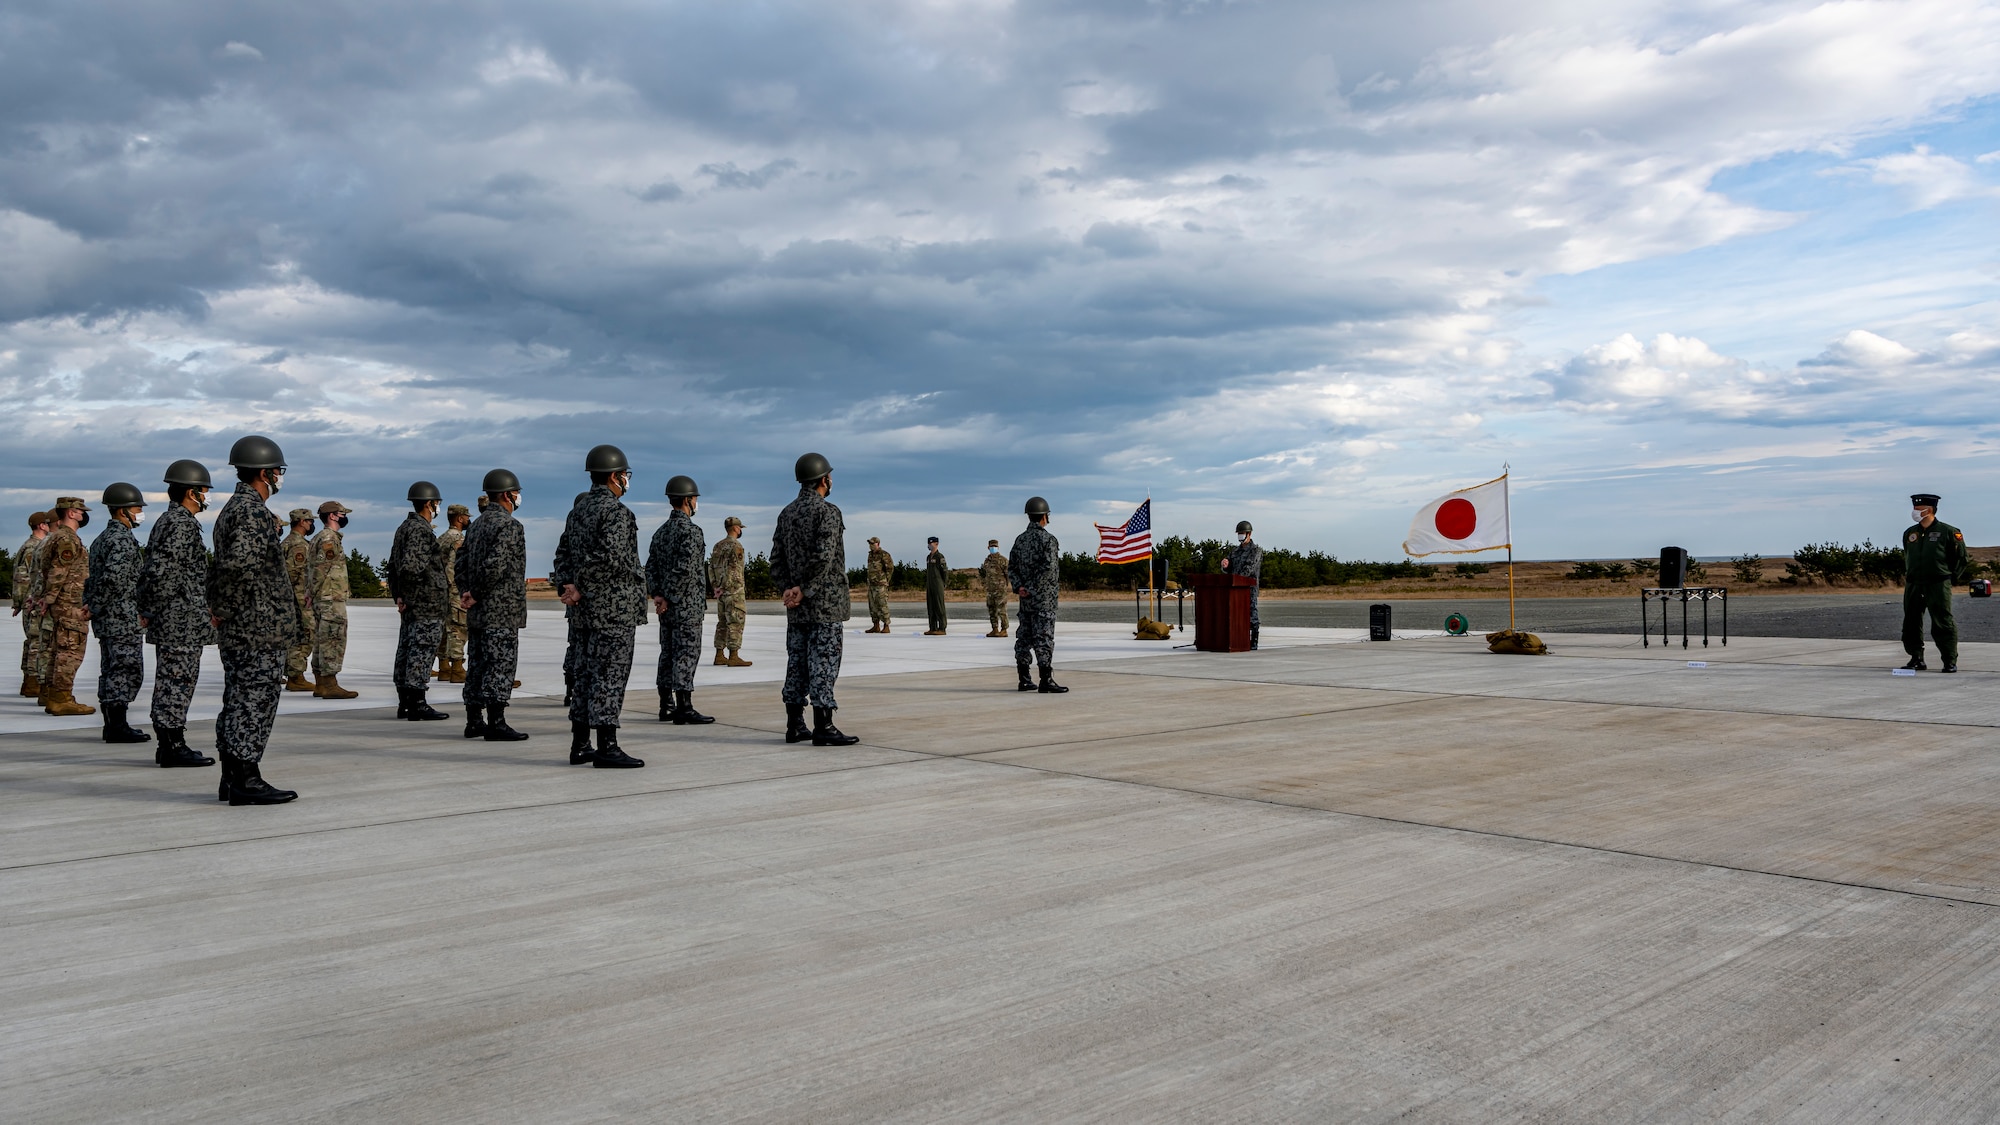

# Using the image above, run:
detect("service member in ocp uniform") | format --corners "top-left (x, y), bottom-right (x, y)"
top-left (1901, 492), bottom-right (1970, 673)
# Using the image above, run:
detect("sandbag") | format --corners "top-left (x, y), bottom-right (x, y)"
top-left (1486, 628), bottom-right (1548, 655)
top-left (1134, 616), bottom-right (1175, 641)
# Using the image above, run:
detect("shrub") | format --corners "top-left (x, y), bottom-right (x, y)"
top-left (348, 549), bottom-right (387, 598)
top-left (1732, 554), bottom-right (1763, 584)
top-left (1454, 562), bottom-right (1490, 577)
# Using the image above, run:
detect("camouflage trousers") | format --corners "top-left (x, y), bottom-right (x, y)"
top-left (986, 592), bottom-right (1008, 631)
top-left (393, 615), bottom-right (445, 691)
top-left (19, 610), bottom-right (52, 679)
top-left (216, 646), bottom-right (283, 763)
top-left (464, 627), bottom-right (519, 708)
top-left (563, 615), bottom-right (583, 696)
top-left (1014, 604), bottom-right (1056, 669)
top-left (867, 585), bottom-right (890, 628)
top-left (286, 597), bottom-right (313, 677)
top-left (96, 635), bottom-right (144, 706)
top-left (713, 594), bottom-right (746, 651)
top-left (312, 606), bottom-right (347, 677)
top-left (1249, 589), bottom-right (1260, 648)
top-left (150, 644), bottom-right (203, 729)
top-left (49, 614), bottom-right (87, 692)
top-left (568, 625), bottom-right (635, 728)
top-left (782, 619), bottom-right (842, 710)
top-left (437, 614), bottom-right (466, 663)
top-left (657, 601), bottom-right (704, 694)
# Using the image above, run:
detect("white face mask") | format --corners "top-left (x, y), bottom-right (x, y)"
top-left (130, 511), bottom-right (146, 526)
top-left (513, 492), bottom-right (523, 511)
top-left (1914, 509), bottom-right (1928, 522)
top-left (194, 491), bottom-right (210, 513)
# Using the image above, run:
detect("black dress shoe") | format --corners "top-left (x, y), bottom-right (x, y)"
top-left (1016, 663), bottom-right (1035, 692)
top-left (784, 702), bottom-right (811, 744)
top-left (1942, 661), bottom-right (1958, 673)
top-left (811, 706), bottom-right (859, 746)
top-left (568, 720), bottom-right (595, 764)
top-left (483, 706), bottom-right (530, 741)
top-left (591, 727), bottom-right (645, 768)
top-left (1902, 656), bottom-right (1927, 671)
top-left (672, 691), bottom-right (715, 725)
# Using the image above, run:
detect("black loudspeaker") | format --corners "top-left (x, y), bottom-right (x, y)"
top-left (1369, 603), bottom-right (1392, 641)
top-left (1659, 547), bottom-right (1689, 588)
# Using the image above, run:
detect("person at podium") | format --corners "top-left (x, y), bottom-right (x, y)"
top-left (1221, 520), bottom-right (1263, 650)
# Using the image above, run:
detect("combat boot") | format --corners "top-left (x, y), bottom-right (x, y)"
top-left (224, 759), bottom-right (298, 806)
top-left (727, 649), bottom-right (752, 667)
top-left (154, 727), bottom-right (213, 768)
top-left (864, 625), bottom-right (880, 634)
top-left (452, 658), bottom-right (469, 683)
top-left (483, 705), bottom-right (529, 742)
top-left (1902, 656), bottom-right (1927, 671)
top-left (784, 702), bottom-right (811, 744)
top-left (713, 649), bottom-right (729, 666)
top-left (464, 703), bottom-right (488, 739)
top-left (315, 674), bottom-right (359, 700)
top-left (591, 726), bottom-right (645, 768)
top-left (1016, 662), bottom-right (1035, 692)
top-left (1037, 666), bottom-right (1069, 694)
top-left (673, 690), bottom-right (714, 725)
top-left (811, 707), bottom-right (859, 746)
top-left (102, 702), bottom-right (150, 743)
top-left (568, 720), bottom-right (595, 764)
top-left (999, 624), bottom-right (1009, 637)
top-left (395, 687), bottom-right (410, 719)
top-left (432, 658), bottom-right (446, 681)
top-left (406, 691), bottom-right (448, 721)
top-left (284, 672), bottom-right (314, 692)
top-left (19, 674), bottom-right (39, 697)
top-left (46, 689), bottom-right (95, 717)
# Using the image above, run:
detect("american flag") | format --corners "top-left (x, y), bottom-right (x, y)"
top-left (1095, 499), bottom-right (1153, 564)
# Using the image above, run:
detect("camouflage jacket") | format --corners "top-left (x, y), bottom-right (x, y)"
top-left (1008, 523), bottom-right (1061, 611)
top-left (571, 485), bottom-right (647, 629)
top-left (865, 546), bottom-right (892, 589)
top-left (309, 526), bottom-right (348, 607)
top-left (38, 525), bottom-right (89, 625)
top-left (770, 486), bottom-right (849, 624)
top-left (980, 552), bottom-right (1010, 596)
top-left (84, 519), bottom-right (144, 638)
top-left (13, 535), bottom-right (44, 607)
top-left (550, 507), bottom-right (577, 622)
top-left (708, 536), bottom-right (746, 600)
top-left (208, 482), bottom-right (304, 652)
top-left (138, 506), bottom-right (214, 648)
top-left (387, 513), bottom-right (449, 620)
top-left (282, 529), bottom-right (312, 609)
top-left (647, 510), bottom-right (708, 609)
top-left (1228, 540), bottom-right (1263, 585)
top-left (438, 526), bottom-right (465, 606)
top-left (458, 506), bottom-right (527, 632)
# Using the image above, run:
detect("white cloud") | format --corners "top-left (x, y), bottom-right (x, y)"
top-left (1848, 144), bottom-right (1996, 208)
top-left (214, 41), bottom-right (263, 61)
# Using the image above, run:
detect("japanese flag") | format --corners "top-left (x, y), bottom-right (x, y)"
top-left (1403, 474), bottom-right (1511, 557)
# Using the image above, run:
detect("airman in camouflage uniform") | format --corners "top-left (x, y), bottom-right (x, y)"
top-left (388, 482), bottom-right (451, 721)
top-left (138, 460), bottom-right (217, 767)
top-left (84, 483), bottom-right (150, 742)
top-left (562, 446), bottom-right (648, 767)
top-left (1008, 496), bottom-right (1067, 694)
top-left (1224, 520), bottom-right (1264, 651)
top-left (458, 470), bottom-right (529, 741)
top-left (551, 492), bottom-right (588, 710)
top-left (207, 435), bottom-right (303, 804)
top-left (281, 508), bottom-right (316, 691)
top-left (772, 452), bottom-right (857, 746)
top-left (435, 503), bottom-right (470, 684)
top-left (309, 500), bottom-right (358, 698)
top-left (647, 476), bottom-right (712, 724)
top-left (864, 536), bottom-right (892, 633)
top-left (709, 516), bottom-right (751, 666)
top-left (980, 538), bottom-right (1010, 637)
top-left (13, 511), bottom-right (51, 697)
top-left (37, 497), bottom-right (96, 716)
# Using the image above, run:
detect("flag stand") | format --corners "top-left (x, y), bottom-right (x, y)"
top-left (1504, 468), bottom-right (1514, 632)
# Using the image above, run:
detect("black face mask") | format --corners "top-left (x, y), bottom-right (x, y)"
top-left (77, 511), bottom-right (90, 528)
top-left (335, 514), bottom-right (350, 529)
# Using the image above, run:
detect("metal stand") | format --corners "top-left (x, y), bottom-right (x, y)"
top-left (1135, 586), bottom-right (1189, 631)
top-left (1641, 586), bottom-right (1727, 648)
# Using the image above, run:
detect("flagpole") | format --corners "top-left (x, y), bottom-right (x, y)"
top-left (1503, 467), bottom-right (1515, 632)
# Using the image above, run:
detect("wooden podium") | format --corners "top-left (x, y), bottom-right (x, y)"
top-left (1190, 573), bottom-right (1256, 652)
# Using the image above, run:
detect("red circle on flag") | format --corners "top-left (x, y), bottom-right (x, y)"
top-left (1435, 498), bottom-right (1477, 540)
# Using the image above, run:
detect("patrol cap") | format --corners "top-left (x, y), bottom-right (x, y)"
top-left (54, 496), bottom-right (91, 512)
top-left (102, 482), bottom-right (145, 508)
top-left (407, 480), bottom-right (442, 503)
top-left (163, 459), bottom-right (212, 488)
top-left (1912, 493), bottom-right (1941, 508)
top-left (867, 535), bottom-right (880, 545)
top-left (725, 516), bottom-right (743, 529)
top-left (476, 496), bottom-right (490, 511)
top-left (447, 504), bottom-right (470, 518)
top-left (988, 539), bottom-right (999, 548)
top-left (317, 500), bottom-right (352, 516)
top-left (27, 511), bottom-right (48, 530)
top-left (288, 508), bottom-right (315, 523)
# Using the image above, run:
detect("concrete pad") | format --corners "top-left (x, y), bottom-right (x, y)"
top-left (7, 635), bottom-right (2000, 1120)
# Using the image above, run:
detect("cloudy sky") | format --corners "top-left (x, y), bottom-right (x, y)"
top-left (5, 0), bottom-right (1998, 567)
